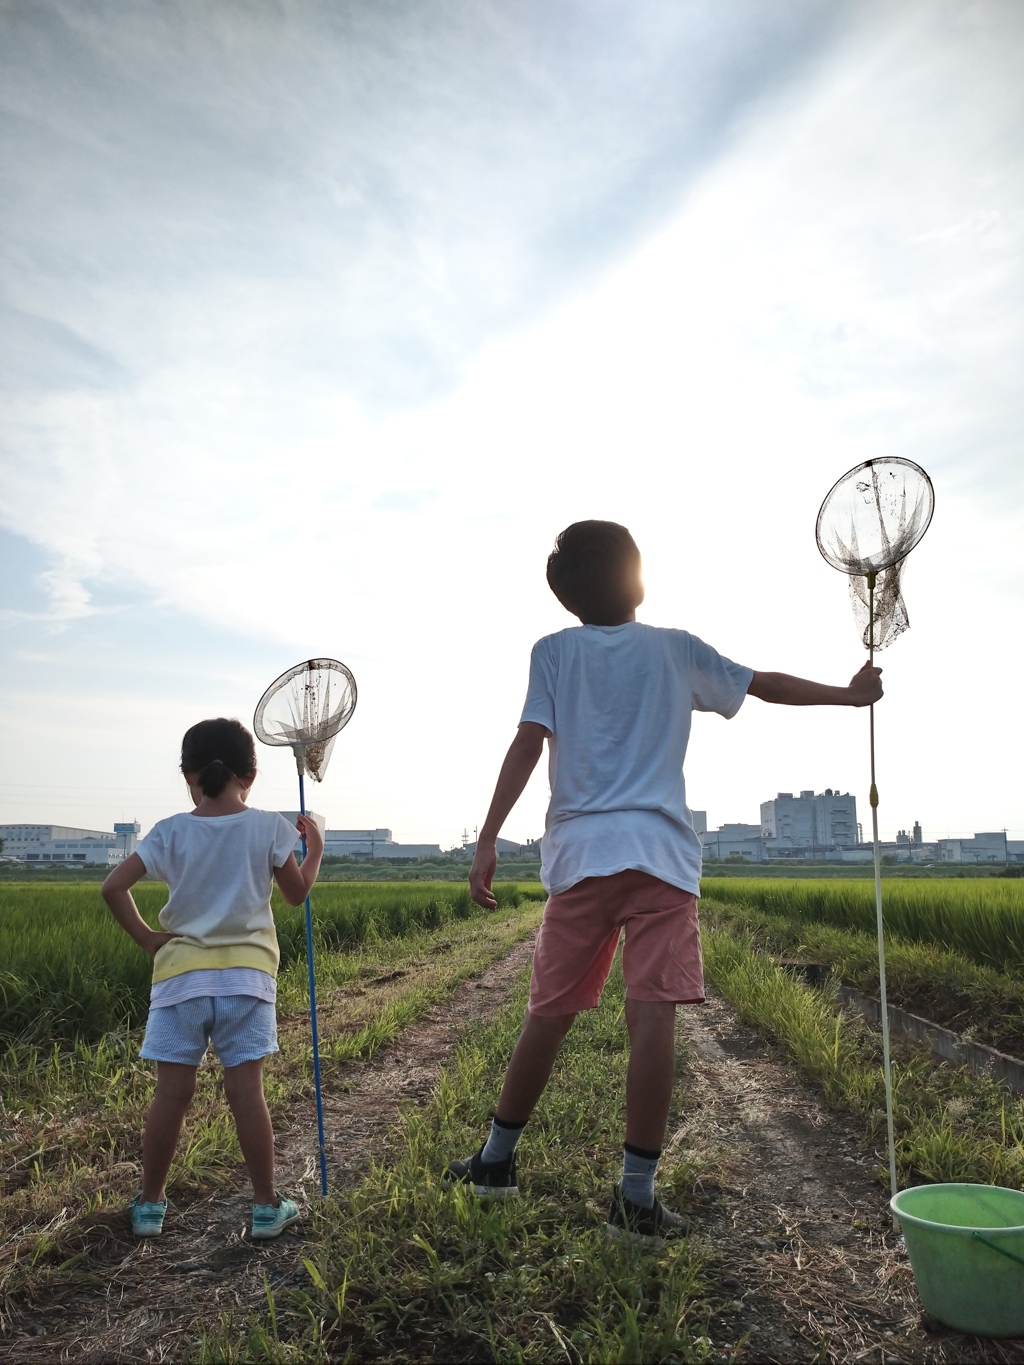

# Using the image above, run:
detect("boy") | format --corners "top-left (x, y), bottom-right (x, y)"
top-left (446, 520), bottom-right (881, 1240)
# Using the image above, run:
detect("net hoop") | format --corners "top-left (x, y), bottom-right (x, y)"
top-left (253, 658), bottom-right (357, 781)
top-left (815, 457), bottom-right (934, 577)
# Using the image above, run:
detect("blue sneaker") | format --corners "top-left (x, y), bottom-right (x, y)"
top-left (251, 1195), bottom-right (301, 1240)
top-left (129, 1194), bottom-right (167, 1237)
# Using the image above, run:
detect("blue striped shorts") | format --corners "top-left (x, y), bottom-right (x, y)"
top-left (140, 995), bottom-right (279, 1068)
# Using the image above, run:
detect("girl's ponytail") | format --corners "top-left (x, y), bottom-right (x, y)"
top-left (181, 718), bottom-right (257, 796)
top-left (196, 758), bottom-right (233, 798)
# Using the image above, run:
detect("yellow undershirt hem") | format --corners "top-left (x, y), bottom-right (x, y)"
top-left (152, 932), bottom-right (280, 983)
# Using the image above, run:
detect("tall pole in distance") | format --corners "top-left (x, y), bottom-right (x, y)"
top-left (298, 761), bottom-right (329, 1195)
top-left (868, 571), bottom-right (899, 1201)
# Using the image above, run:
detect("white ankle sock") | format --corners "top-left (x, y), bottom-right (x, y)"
top-left (620, 1144), bottom-right (660, 1208)
top-left (480, 1117), bottom-right (525, 1164)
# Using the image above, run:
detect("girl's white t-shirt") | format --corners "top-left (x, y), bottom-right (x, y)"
top-left (520, 622), bottom-right (753, 896)
top-left (136, 807), bottom-right (299, 1004)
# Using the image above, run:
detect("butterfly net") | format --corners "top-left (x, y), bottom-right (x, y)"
top-left (815, 458), bottom-right (935, 651)
top-left (253, 659), bottom-right (358, 781)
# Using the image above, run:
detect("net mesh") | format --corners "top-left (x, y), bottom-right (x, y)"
top-left (253, 659), bottom-right (357, 781)
top-left (816, 458), bottom-right (934, 651)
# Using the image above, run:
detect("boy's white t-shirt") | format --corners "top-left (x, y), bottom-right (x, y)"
top-left (520, 623), bottom-right (753, 897)
top-left (136, 807), bottom-right (298, 1002)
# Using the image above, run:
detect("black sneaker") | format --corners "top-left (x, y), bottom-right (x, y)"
top-left (604, 1186), bottom-right (689, 1246)
top-left (444, 1146), bottom-right (519, 1198)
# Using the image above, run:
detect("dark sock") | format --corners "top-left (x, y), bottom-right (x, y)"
top-left (621, 1142), bottom-right (660, 1208)
top-left (480, 1116), bottom-right (526, 1164)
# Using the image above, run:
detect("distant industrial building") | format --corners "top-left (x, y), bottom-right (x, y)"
top-left (462, 838), bottom-right (539, 857)
top-left (321, 828), bottom-right (445, 860)
top-left (700, 790), bottom-right (859, 862)
top-left (699, 824), bottom-right (763, 860)
top-left (760, 790), bottom-right (859, 851)
top-left (0, 822), bottom-right (139, 866)
top-left (258, 815), bottom-right (442, 861)
top-left (936, 833), bottom-right (1024, 865)
top-left (1, 815), bottom-right (451, 866)
top-left (698, 790), bottom-right (1024, 865)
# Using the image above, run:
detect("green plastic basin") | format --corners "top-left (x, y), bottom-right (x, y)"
top-left (891, 1184), bottom-right (1024, 1337)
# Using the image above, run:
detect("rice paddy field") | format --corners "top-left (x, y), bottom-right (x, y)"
top-left (0, 880), bottom-right (532, 1045)
top-left (701, 876), bottom-right (1024, 973)
top-left (3, 873), bottom-right (1024, 1361)
top-left (697, 876), bottom-right (1024, 1203)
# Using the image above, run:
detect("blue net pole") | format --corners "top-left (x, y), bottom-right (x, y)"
top-left (868, 573), bottom-right (898, 1203)
top-left (298, 769), bottom-right (328, 1195)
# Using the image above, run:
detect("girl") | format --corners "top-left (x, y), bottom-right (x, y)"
top-left (101, 717), bottom-right (324, 1239)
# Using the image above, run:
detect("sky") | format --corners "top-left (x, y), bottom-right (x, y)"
top-left (1, 0), bottom-right (1022, 848)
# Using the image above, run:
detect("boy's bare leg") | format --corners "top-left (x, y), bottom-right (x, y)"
top-left (141, 1062), bottom-right (198, 1202)
top-left (624, 999), bottom-right (677, 1151)
top-left (494, 1010), bottom-right (576, 1124)
top-left (223, 1059), bottom-right (276, 1206)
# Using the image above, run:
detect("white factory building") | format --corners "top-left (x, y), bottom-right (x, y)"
top-left (699, 789), bottom-right (1024, 865)
top-left (321, 828), bottom-right (445, 859)
top-left (1, 817), bottom-right (447, 866)
top-left (0, 822), bottom-right (140, 866)
top-left (936, 832), bottom-right (1024, 864)
top-left (760, 789), bottom-right (859, 852)
top-left (272, 818), bottom-right (446, 860)
top-left (698, 790), bottom-right (859, 862)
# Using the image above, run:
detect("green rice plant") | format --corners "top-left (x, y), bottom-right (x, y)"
top-left (0, 881), bottom-right (543, 1045)
top-left (700, 876), bottom-right (1024, 973)
top-left (702, 927), bottom-right (1024, 1191)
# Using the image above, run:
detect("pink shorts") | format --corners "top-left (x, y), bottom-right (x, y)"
top-left (528, 869), bottom-right (704, 1017)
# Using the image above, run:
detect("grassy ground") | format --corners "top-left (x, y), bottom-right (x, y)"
top-left (701, 897), bottom-right (1024, 1058)
top-left (199, 958), bottom-right (713, 1365)
top-left (701, 925), bottom-right (1024, 1193)
top-left (0, 903), bottom-right (542, 1310)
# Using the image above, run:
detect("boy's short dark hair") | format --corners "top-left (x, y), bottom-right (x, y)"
top-left (546, 521), bottom-right (642, 625)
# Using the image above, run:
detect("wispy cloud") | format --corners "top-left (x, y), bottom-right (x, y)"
top-left (0, 0), bottom-right (845, 404)
top-left (0, 0), bottom-right (1021, 841)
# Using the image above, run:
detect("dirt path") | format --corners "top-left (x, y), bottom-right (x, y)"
top-left (677, 987), bottom-right (1024, 1364)
top-left (0, 935), bottom-right (537, 1364)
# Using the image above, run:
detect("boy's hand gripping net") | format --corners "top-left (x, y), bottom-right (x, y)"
top-left (253, 658), bottom-right (357, 781)
top-left (815, 457), bottom-right (934, 651)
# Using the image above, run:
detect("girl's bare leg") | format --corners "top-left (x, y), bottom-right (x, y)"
top-left (223, 1058), bottom-right (276, 1205)
top-left (141, 1062), bottom-right (198, 1202)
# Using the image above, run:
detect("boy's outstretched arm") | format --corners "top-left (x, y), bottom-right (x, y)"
top-left (470, 721), bottom-right (549, 909)
top-left (748, 661), bottom-right (883, 707)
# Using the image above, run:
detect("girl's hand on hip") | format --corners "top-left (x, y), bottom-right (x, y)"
top-left (142, 930), bottom-right (181, 955)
